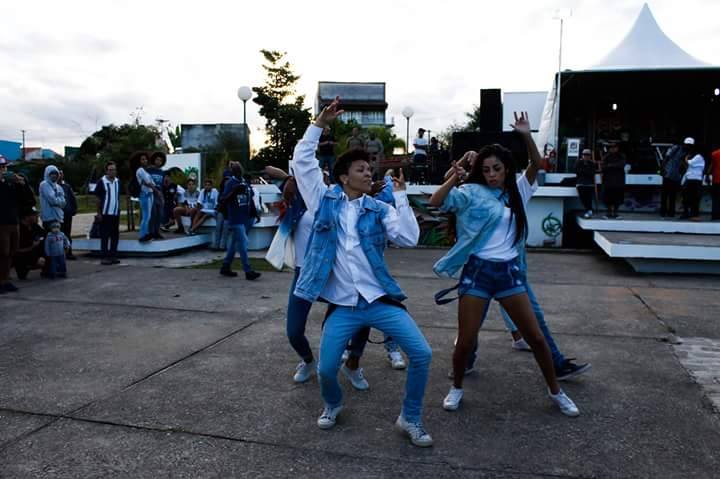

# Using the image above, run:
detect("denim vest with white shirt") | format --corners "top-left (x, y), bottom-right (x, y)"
top-left (293, 184), bottom-right (406, 303)
top-left (433, 182), bottom-right (528, 279)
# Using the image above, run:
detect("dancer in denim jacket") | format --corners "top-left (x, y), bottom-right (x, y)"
top-left (291, 97), bottom-right (433, 447)
top-left (430, 113), bottom-right (580, 417)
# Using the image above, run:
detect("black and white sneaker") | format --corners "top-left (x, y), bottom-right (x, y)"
top-left (555, 359), bottom-right (592, 381)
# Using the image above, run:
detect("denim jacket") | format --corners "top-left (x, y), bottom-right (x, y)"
top-left (433, 182), bottom-right (522, 279)
top-left (293, 184), bottom-right (406, 303)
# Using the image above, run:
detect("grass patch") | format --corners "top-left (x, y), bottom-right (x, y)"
top-left (188, 257), bottom-right (281, 272)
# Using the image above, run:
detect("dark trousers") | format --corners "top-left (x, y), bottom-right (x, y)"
top-left (61, 215), bottom-right (73, 254)
top-left (0, 224), bottom-right (19, 284)
top-left (712, 184), bottom-right (720, 220)
top-left (603, 186), bottom-right (625, 212)
top-left (100, 215), bottom-right (120, 258)
top-left (660, 178), bottom-right (681, 217)
top-left (149, 192), bottom-right (163, 237)
top-left (577, 185), bottom-right (594, 211)
top-left (682, 180), bottom-right (703, 218)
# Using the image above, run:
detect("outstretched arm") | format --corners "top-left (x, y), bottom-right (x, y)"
top-left (430, 162), bottom-right (463, 207)
top-left (511, 112), bottom-right (542, 185)
top-left (381, 169), bottom-right (419, 247)
top-left (293, 97), bottom-right (344, 215)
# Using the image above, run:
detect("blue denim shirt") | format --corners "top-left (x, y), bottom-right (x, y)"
top-left (433, 183), bottom-right (516, 279)
top-left (294, 185), bottom-right (406, 303)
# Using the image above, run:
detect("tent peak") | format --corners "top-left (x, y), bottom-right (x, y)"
top-left (590, 3), bottom-right (708, 71)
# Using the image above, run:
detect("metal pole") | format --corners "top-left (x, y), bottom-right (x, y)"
top-left (243, 100), bottom-right (247, 125)
top-left (555, 18), bottom-right (563, 171)
top-left (21, 130), bottom-right (26, 161)
top-left (405, 118), bottom-right (410, 154)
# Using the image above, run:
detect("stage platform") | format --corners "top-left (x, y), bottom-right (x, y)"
top-left (578, 213), bottom-right (720, 274)
top-left (72, 231), bottom-right (211, 256)
top-left (577, 213), bottom-right (720, 235)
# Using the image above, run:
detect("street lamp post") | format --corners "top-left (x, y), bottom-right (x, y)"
top-left (402, 107), bottom-right (414, 154)
top-left (237, 86), bottom-right (253, 166)
top-left (553, 8), bottom-right (571, 168)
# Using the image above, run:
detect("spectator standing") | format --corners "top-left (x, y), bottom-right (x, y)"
top-left (412, 128), bottom-right (429, 183)
top-left (211, 163), bottom-right (235, 251)
top-left (171, 178), bottom-right (200, 234)
top-left (161, 175), bottom-right (179, 230)
top-left (135, 153), bottom-right (156, 242)
top-left (13, 208), bottom-right (45, 280)
top-left (576, 149), bottom-right (597, 218)
top-left (364, 131), bottom-right (384, 179)
top-left (58, 170), bottom-right (77, 259)
top-left (39, 165), bottom-right (66, 230)
top-left (660, 140), bottom-right (687, 218)
top-left (14, 172), bottom-right (36, 212)
top-left (44, 221), bottom-right (69, 279)
top-left (317, 127), bottom-right (337, 173)
top-left (0, 155), bottom-right (22, 293)
top-left (680, 138), bottom-right (705, 220)
top-left (218, 163), bottom-right (261, 280)
top-left (190, 179), bottom-right (219, 233)
top-left (146, 152), bottom-right (166, 240)
top-left (346, 127), bottom-right (364, 151)
top-left (95, 162), bottom-right (121, 265)
top-left (601, 141), bottom-right (626, 219)
top-left (711, 148), bottom-right (720, 220)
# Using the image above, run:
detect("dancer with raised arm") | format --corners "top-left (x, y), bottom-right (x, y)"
top-left (292, 97), bottom-right (433, 447)
top-left (430, 113), bottom-right (580, 417)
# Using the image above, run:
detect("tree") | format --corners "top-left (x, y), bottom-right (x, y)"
top-left (252, 50), bottom-right (311, 169)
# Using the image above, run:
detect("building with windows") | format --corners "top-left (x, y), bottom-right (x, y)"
top-left (315, 82), bottom-right (391, 127)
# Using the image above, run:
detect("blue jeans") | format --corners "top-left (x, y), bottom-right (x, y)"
top-left (48, 255), bottom-right (66, 278)
top-left (345, 329), bottom-right (399, 359)
top-left (468, 281), bottom-right (566, 369)
top-left (287, 267), bottom-right (369, 362)
top-left (318, 298), bottom-right (432, 422)
top-left (223, 223), bottom-right (251, 272)
top-left (139, 191), bottom-right (153, 238)
top-left (213, 214), bottom-right (231, 249)
top-left (149, 192), bottom-right (163, 236)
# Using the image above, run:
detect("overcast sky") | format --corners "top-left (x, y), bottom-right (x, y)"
top-left (1, 0), bottom-right (719, 153)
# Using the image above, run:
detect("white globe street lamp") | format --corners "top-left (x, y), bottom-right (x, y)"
top-left (237, 86), bottom-right (253, 124)
top-left (402, 107), bottom-right (414, 154)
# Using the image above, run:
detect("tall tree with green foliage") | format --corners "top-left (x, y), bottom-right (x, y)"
top-left (252, 50), bottom-right (311, 169)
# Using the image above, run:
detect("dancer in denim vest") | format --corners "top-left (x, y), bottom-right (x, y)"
top-left (430, 113), bottom-right (579, 417)
top-left (292, 98), bottom-right (433, 447)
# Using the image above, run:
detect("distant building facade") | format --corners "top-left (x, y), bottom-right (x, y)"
top-left (180, 123), bottom-right (250, 163)
top-left (316, 82), bottom-right (391, 127)
top-left (0, 140), bottom-right (22, 161)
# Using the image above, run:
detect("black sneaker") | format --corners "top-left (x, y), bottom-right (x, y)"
top-left (555, 359), bottom-right (592, 381)
top-left (101, 259), bottom-right (113, 265)
top-left (220, 266), bottom-right (238, 277)
top-left (2, 283), bottom-right (19, 293)
top-left (245, 271), bottom-right (261, 281)
top-left (139, 235), bottom-right (152, 243)
top-left (111, 258), bottom-right (121, 264)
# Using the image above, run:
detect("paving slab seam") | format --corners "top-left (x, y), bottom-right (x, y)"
top-left (672, 337), bottom-right (720, 416)
top-left (627, 287), bottom-right (677, 336)
top-left (0, 408), bottom-right (592, 478)
top-left (0, 313), bottom-right (277, 454)
top-left (9, 295), bottom-right (226, 316)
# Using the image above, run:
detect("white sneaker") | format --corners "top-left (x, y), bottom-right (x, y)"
top-left (583, 210), bottom-right (593, 219)
top-left (549, 389), bottom-right (580, 417)
top-left (317, 405), bottom-right (343, 429)
top-left (341, 365), bottom-right (369, 391)
top-left (293, 360), bottom-right (315, 383)
top-left (443, 386), bottom-right (464, 411)
top-left (512, 338), bottom-right (532, 351)
top-left (395, 415), bottom-right (433, 447)
top-left (388, 351), bottom-right (407, 370)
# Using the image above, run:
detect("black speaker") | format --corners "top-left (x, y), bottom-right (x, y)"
top-left (479, 89), bottom-right (502, 132)
top-left (451, 131), bottom-right (527, 171)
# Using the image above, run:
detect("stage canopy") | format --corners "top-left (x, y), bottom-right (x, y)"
top-left (537, 3), bottom-right (720, 168)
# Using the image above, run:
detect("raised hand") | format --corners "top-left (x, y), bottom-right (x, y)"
top-left (315, 96), bottom-right (345, 128)
top-left (510, 111), bottom-right (531, 134)
top-left (392, 168), bottom-right (406, 192)
top-left (371, 179), bottom-right (387, 196)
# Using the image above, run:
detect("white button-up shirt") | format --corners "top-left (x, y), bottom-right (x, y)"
top-left (293, 125), bottom-right (419, 306)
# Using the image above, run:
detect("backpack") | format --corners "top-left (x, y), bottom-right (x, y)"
top-left (128, 175), bottom-right (141, 197)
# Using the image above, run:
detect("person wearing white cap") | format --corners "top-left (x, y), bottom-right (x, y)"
top-left (576, 148), bottom-right (597, 218)
top-left (680, 137), bottom-right (705, 220)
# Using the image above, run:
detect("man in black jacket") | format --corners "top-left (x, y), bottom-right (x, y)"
top-left (59, 170), bottom-right (78, 259)
top-left (0, 155), bottom-right (22, 293)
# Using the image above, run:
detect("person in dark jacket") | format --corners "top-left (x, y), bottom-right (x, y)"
top-left (601, 141), bottom-right (627, 219)
top-left (58, 170), bottom-right (78, 259)
top-left (575, 149), bottom-right (597, 218)
top-left (660, 140), bottom-right (686, 218)
top-left (14, 172), bottom-right (36, 212)
top-left (0, 155), bottom-right (22, 293)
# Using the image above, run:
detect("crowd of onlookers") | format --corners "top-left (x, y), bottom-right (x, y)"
top-left (573, 138), bottom-right (720, 220)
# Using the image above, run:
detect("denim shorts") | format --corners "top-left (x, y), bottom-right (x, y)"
top-left (457, 255), bottom-right (527, 300)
